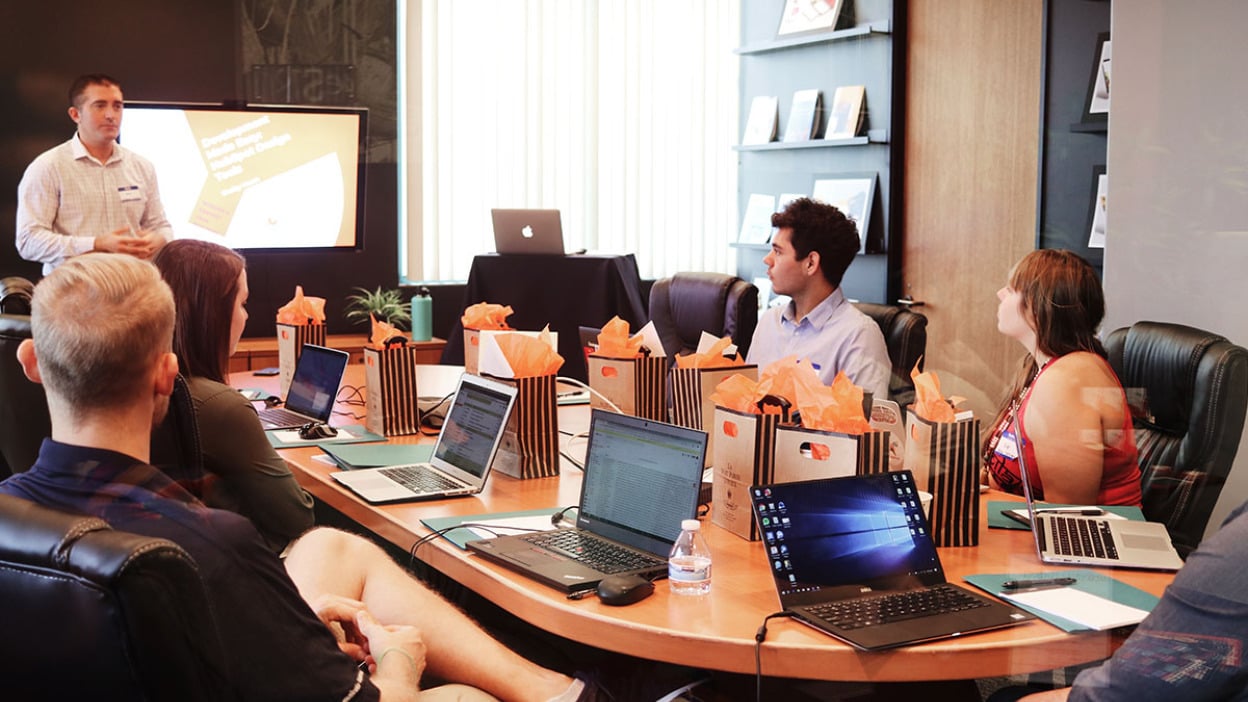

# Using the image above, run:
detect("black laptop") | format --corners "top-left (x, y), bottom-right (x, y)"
top-left (750, 471), bottom-right (1034, 650)
top-left (467, 410), bottom-right (708, 592)
top-left (256, 345), bottom-right (349, 430)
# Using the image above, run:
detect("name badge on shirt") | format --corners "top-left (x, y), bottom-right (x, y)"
top-left (118, 185), bottom-right (142, 202)
top-left (995, 429), bottom-right (1020, 460)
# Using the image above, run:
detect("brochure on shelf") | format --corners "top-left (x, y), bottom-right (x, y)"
top-left (826, 85), bottom-right (866, 139)
top-left (738, 193), bottom-right (777, 245)
top-left (742, 95), bottom-right (779, 145)
top-left (782, 89), bottom-right (823, 142)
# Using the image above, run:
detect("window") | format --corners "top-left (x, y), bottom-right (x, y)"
top-left (401, 0), bottom-right (741, 282)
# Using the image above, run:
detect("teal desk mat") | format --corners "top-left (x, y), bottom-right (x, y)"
top-left (963, 568), bottom-right (1160, 632)
top-left (988, 501), bottom-right (1145, 530)
top-left (421, 508), bottom-right (562, 550)
top-left (265, 424), bottom-right (384, 449)
top-left (321, 443), bottom-right (434, 470)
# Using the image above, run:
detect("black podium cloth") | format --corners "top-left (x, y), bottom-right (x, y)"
top-left (441, 253), bottom-right (649, 382)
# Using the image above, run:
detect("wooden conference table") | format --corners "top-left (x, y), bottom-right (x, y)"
top-left (240, 365), bottom-right (1175, 683)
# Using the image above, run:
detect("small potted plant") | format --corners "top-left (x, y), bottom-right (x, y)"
top-left (344, 286), bottom-right (412, 329)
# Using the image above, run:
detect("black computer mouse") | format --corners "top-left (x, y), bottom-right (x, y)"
top-left (596, 574), bottom-right (655, 606)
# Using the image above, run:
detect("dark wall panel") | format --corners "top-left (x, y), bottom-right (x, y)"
top-left (1, 0), bottom-right (400, 337)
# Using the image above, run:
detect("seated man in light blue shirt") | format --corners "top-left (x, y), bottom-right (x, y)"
top-left (746, 197), bottom-right (891, 401)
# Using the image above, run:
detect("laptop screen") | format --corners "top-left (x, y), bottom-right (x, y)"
top-left (432, 376), bottom-right (515, 478)
top-left (752, 472), bottom-right (945, 604)
top-left (577, 410), bottom-right (708, 555)
top-left (285, 345), bottom-right (348, 419)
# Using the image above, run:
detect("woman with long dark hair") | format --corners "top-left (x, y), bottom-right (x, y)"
top-left (154, 239), bottom-right (314, 550)
top-left (982, 249), bottom-right (1142, 506)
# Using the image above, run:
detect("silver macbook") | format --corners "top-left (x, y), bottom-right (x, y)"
top-left (491, 208), bottom-right (566, 255)
top-left (1013, 411), bottom-right (1183, 571)
top-left (257, 345), bottom-right (349, 430)
top-left (331, 374), bottom-right (517, 504)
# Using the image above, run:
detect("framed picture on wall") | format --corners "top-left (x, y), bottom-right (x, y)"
top-left (1086, 165), bottom-right (1107, 249)
top-left (776, 0), bottom-right (845, 37)
top-left (812, 173), bottom-right (877, 253)
top-left (1083, 33), bottom-right (1111, 120)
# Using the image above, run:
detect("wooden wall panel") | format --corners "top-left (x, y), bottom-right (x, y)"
top-left (902, 0), bottom-right (1044, 420)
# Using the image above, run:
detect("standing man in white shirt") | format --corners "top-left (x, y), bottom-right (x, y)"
top-left (16, 74), bottom-right (171, 275)
top-left (746, 197), bottom-right (891, 400)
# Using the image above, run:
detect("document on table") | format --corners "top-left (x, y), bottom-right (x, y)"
top-left (464, 515), bottom-right (559, 541)
top-left (1000, 588), bottom-right (1150, 630)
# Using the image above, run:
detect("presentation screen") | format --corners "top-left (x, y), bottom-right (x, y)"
top-left (121, 102), bottom-right (367, 251)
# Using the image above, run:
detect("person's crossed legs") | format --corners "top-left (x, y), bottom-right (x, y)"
top-left (284, 527), bottom-right (578, 702)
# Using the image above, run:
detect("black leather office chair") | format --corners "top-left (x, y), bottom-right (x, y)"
top-left (853, 302), bottom-right (928, 408)
top-left (648, 272), bottom-right (759, 359)
top-left (0, 276), bottom-right (33, 315)
top-left (1105, 321), bottom-right (1248, 556)
top-left (0, 312), bottom-right (201, 482)
top-left (0, 313), bottom-right (48, 479)
top-left (151, 374), bottom-right (206, 485)
top-left (0, 493), bottom-right (230, 700)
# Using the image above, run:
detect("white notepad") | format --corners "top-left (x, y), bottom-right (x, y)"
top-left (1001, 587), bottom-right (1150, 630)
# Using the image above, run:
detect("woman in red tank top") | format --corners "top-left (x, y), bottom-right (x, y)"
top-left (981, 250), bottom-right (1142, 507)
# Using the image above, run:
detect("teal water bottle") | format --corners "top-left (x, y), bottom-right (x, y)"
top-left (410, 287), bottom-right (433, 341)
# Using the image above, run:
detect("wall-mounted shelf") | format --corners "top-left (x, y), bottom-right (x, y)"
top-left (735, 21), bottom-right (891, 55)
top-left (728, 133), bottom-right (878, 151)
top-left (734, 0), bottom-right (903, 305)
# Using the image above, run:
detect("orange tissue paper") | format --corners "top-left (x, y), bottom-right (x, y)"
top-left (709, 373), bottom-right (767, 414)
top-left (462, 302), bottom-right (514, 331)
top-left (276, 285), bottom-right (326, 325)
top-left (368, 315), bottom-right (405, 350)
top-left (910, 361), bottom-right (965, 423)
top-left (674, 336), bottom-right (745, 369)
top-left (493, 329), bottom-right (564, 377)
top-left (595, 316), bottom-right (645, 359)
top-left (795, 371), bottom-right (873, 434)
top-left (754, 356), bottom-right (820, 409)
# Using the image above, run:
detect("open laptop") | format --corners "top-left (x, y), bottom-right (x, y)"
top-left (331, 374), bottom-right (517, 503)
top-left (750, 471), bottom-right (1034, 651)
top-left (257, 345), bottom-right (350, 430)
top-left (467, 410), bottom-right (708, 592)
top-left (491, 208), bottom-right (566, 255)
top-left (1012, 413), bottom-right (1183, 570)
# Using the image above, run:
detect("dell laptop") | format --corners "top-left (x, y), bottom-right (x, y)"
top-left (750, 471), bottom-right (1034, 651)
top-left (257, 345), bottom-right (350, 430)
top-left (491, 208), bottom-right (566, 255)
top-left (331, 373), bottom-right (517, 504)
top-left (467, 410), bottom-right (708, 592)
top-left (1012, 413), bottom-right (1183, 571)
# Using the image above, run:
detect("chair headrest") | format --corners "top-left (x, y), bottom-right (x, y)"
top-left (0, 277), bottom-right (34, 316)
top-left (1108, 321), bottom-right (1224, 432)
top-left (0, 494), bottom-right (110, 570)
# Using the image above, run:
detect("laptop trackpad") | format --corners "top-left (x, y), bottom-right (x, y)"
top-left (1121, 532), bottom-right (1172, 552)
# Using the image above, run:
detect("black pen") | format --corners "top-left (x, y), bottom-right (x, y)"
top-left (1002, 577), bottom-right (1077, 590)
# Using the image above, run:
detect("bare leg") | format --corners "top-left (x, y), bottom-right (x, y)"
top-left (285, 528), bottom-right (576, 702)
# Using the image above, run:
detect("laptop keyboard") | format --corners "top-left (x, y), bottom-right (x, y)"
top-left (807, 584), bottom-right (990, 631)
top-left (1050, 516), bottom-right (1120, 560)
top-left (379, 466), bottom-right (462, 494)
top-left (258, 407), bottom-right (312, 428)
top-left (520, 530), bottom-right (665, 574)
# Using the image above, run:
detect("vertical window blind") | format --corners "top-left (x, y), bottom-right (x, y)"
top-left (402, 0), bottom-right (740, 282)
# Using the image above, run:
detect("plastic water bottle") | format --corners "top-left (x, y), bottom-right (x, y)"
top-left (668, 519), bottom-right (712, 595)
top-left (410, 287), bottom-right (433, 342)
